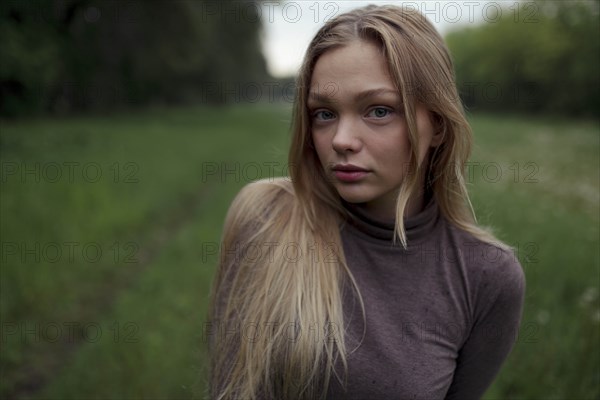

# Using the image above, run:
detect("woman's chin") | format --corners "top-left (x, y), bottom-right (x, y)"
top-left (335, 188), bottom-right (375, 205)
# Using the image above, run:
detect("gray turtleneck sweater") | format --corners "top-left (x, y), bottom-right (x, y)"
top-left (326, 196), bottom-right (525, 399)
top-left (209, 188), bottom-right (525, 400)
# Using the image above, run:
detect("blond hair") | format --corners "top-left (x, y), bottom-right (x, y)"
top-left (208, 5), bottom-right (507, 399)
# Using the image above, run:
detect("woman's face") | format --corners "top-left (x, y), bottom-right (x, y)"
top-left (309, 40), bottom-right (442, 220)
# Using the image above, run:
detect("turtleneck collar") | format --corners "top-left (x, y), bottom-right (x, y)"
top-left (341, 194), bottom-right (440, 245)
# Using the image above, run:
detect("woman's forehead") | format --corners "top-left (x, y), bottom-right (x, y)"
top-left (308, 40), bottom-right (399, 102)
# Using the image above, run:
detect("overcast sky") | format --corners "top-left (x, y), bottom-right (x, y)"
top-left (260, 1), bottom-right (502, 77)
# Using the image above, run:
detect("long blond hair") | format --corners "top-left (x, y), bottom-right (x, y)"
top-left (208, 5), bottom-right (506, 399)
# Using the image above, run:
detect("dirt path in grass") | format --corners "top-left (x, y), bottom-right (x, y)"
top-left (3, 187), bottom-right (211, 400)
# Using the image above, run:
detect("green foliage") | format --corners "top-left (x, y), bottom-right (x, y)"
top-left (446, 0), bottom-right (600, 116)
top-left (0, 1), bottom-right (269, 117)
top-left (1, 105), bottom-right (598, 398)
top-left (0, 104), bottom-right (292, 398)
top-left (0, 1), bottom-right (62, 115)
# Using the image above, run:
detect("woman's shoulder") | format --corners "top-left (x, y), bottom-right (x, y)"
top-left (231, 177), bottom-right (294, 204)
top-left (444, 221), bottom-right (525, 308)
top-left (227, 177), bottom-right (294, 218)
top-left (222, 177), bottom-right (295, 241)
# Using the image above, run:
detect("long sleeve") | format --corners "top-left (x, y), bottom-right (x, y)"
top-left (445, 249), bottom-right (526, 399)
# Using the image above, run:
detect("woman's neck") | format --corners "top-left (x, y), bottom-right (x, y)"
top-left (354, 189), bottom-right (429, 222)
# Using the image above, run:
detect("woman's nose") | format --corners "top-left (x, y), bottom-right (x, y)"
top-left (332, 117), bottom-right (362, 153)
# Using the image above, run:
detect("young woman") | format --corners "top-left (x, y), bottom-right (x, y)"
top-left (207, 5), bottom-right (525, 400)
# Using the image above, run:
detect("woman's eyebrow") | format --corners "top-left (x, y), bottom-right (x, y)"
top-left (308, 88), bottom-right (400, 104)
top-left (354, 88), bottom-right (400, 102)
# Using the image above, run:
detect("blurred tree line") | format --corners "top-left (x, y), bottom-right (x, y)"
top-left (447, 0), bottom-right (599, 117)
top-left (3, 1), bottom-right (598, 118)
top-left (0, 0), bottom-right (270, 117)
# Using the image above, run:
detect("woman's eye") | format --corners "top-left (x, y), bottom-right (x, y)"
top-left (367, 107), bottom-right (392, 118)
top-left (313, 110), bottom-right (336, 121)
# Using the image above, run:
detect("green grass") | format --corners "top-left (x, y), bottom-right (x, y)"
top-left (467, 114), bottom-right (600, 399)
top-left (0, 105), bottom-right (598, 399)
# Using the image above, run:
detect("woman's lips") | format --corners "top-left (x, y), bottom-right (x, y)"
top-left (334, 170), bottom-right (369, 182)
top-left (331, 164), bottom-right (370, 182)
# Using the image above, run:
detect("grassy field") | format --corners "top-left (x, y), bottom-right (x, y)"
top-left (1, 104), bottom-right (598, 399)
